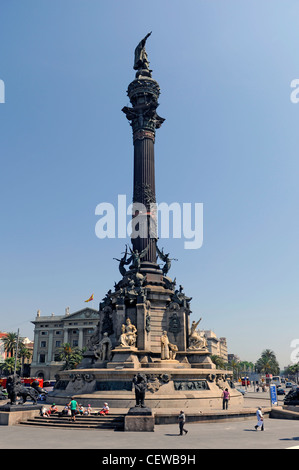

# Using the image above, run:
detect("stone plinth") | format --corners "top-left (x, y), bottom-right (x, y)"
top-left (47, 367), bottom-right (244, 410)
top-left (143, 359), bottom-right (180, 369)
top-left (0, 404), bottom-right (41, 426)
top-left (107, 347), bottom-right (140, 369)
top-left (125, 406), bottom-right (155, 432)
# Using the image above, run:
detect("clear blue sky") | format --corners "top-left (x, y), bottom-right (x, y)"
top-left (1, 0), bottom-right (298, 368)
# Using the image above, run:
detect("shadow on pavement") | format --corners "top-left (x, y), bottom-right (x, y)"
top-left (279, 436), bottom-right (299, 441)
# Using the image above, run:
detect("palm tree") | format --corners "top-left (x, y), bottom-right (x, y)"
top-left (229, 359), bottom-right (241, 381)
top-left (2, 332), bottom-right (18, 358)
top-left (255, 349), bottom-right (280, 375)
top-left (2, 357), bottom-right (20, 375)
top-left (211, 355), bottom-right (225, 369)
top-left (18, 345), bottom-right (32, 377)
top-left (286, 363), bottom-right (299, 383)
top-left (56, 343), bottom-right (84, 370)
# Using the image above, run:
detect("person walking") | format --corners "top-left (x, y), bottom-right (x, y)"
top-left (222, 388), bottom-right (230, 410)
top-left (254, 407), bottom-right (264, 431)
top-left (68, 397), bottom-right (78, 422)
top-left (178, 410), bottom-right (188, 436)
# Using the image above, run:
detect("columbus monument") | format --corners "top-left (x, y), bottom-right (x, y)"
top-left (49, 34), bottom-right (243, 410)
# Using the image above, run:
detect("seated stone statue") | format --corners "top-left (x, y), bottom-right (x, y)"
top-left (188, 319), bottom-right (207, 350)
top-left (94, 332), bottom-right (112, 361)
top-left (160, 331), bottom-right (178, 360)
top-left (169, 343), bottom-right (178, 360)
top-left (119, 318), bottom-right (137, 348)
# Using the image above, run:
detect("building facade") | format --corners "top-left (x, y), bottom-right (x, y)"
top-left (0, 332), bottom-right (7, 363)
top-left (203, 330), bottom-right (228, 363)
top-left (227, 354), bottom-right (240, 364)
top-left (30, 307), bottom-right (99, 380)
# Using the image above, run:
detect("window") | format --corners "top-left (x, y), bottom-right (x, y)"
top-left (40, 341), bottom-right (47, 348)
top-left (39, 354), bottom-right (46, 363)
top-left (72, 340), bottom-right (78, 347)
top-left (55, 341), bottom-right (61, 348)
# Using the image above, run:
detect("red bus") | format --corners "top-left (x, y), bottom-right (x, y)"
top-left (0, 377), bottom-right (43, 389)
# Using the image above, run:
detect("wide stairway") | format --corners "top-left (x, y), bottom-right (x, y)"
top-left (19, 412), bottom-right (125, 430)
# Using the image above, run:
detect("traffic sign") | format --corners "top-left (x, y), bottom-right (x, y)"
top-left (270, 384), bottom-right (277, 406)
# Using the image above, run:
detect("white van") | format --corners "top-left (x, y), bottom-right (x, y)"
top-left (271, 376), bottom-right (281, 386)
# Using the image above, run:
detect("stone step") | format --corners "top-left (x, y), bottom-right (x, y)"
top-left (22, 414), bottom-right (124, 421)
top-left (19, 414), bottom-right (125, 430)
top-left (19, 420), bottom-right (123, 430)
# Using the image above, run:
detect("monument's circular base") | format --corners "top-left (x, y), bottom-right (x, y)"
top-left (47, 367), bottom-right (243, 410)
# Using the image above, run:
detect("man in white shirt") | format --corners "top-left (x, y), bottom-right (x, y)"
top-left (255, 407), bottom-right (264, 431)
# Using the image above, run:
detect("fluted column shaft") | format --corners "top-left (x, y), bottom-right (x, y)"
top-left (132, 135), bottom-right (156, 263)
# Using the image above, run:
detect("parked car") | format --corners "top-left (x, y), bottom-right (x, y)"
top-left (277, 387), bottom-right (286, 395)
top-left (42, 380), bottom-right (56, 392)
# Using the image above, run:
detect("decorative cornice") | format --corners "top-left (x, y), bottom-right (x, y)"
top-left (133, 129), bottom-right (155, 143)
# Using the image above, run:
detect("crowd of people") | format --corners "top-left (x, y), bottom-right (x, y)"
top-left (39, 397), bottom-right (266, 436)
top-left (40, 399), bottom-right (109, 420)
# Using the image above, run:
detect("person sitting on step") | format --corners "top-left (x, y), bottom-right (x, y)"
top-left (99, 402), bottom-right (109, 415)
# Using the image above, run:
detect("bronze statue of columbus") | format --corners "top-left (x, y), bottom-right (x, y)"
top-left (134, 32), bottom-right (152, 73)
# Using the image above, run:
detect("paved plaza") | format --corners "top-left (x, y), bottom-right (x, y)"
top-left (0, 415), bottom-right (299, 449)
top-left (0, 392), bottom-right (298, 450)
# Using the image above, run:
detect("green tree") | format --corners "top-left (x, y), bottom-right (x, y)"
top-left (211, 355), bottom-right (225, 369)
top-left (255, 349), bottom-right (280, 375)
top-left (239, 361), bottom-right (255, 375)
top-left (2, 357), bottom-right (20, 375)
top-left (285, 363), bottom-right (299, 383)
top-left (229, 358), bottom-right (241, 380)
top-left (56, 343), bottom-right (84, 370)
top-left (18, 345), bottom-right (32, 376)
top-left (2, 332), bottom-right (18, 357)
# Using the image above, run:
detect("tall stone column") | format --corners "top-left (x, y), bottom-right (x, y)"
top-left (63, 329), bottom-right (69, 344)
top-left (47, 330), bottom-right (53, 363)
top-left (32, 330), bottom-right (39, 364)
top-left (78, 328), bottom-right (84, 349)
top-left (122, 33), bottom-right (164, 271)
